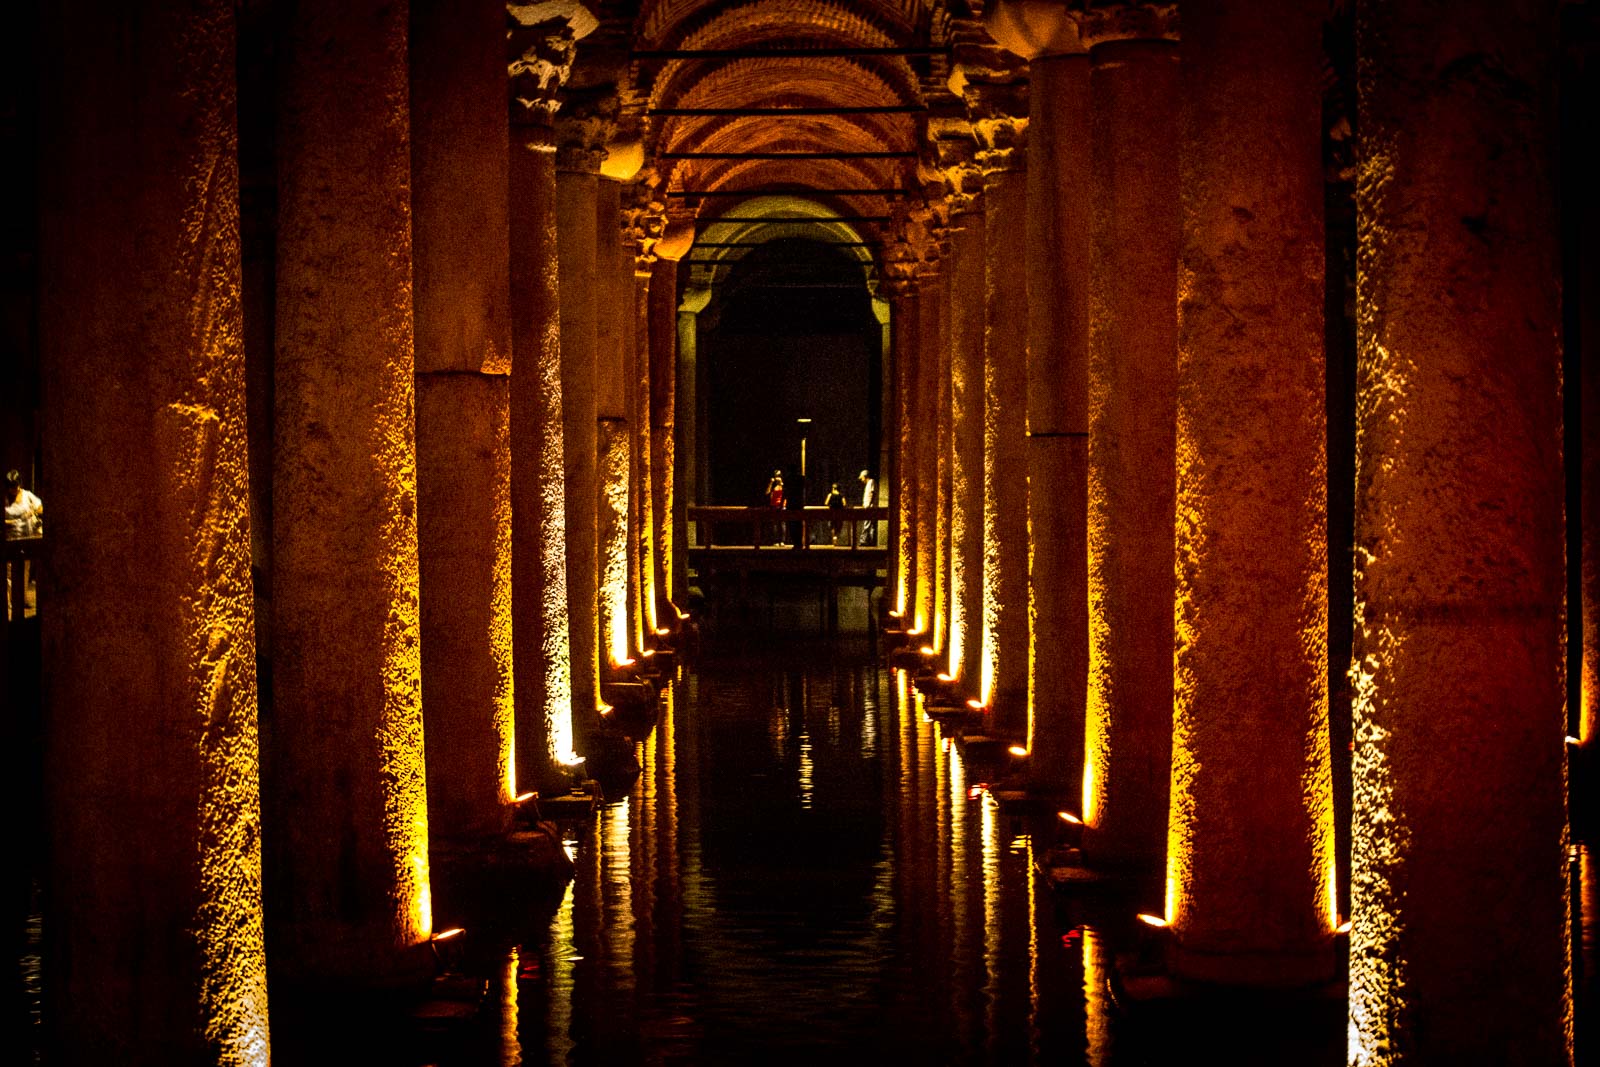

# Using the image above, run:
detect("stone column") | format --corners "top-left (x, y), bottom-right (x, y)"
top-left (39, 3), bottom-right (269, 1057)
top-left (271, 0), bottom-right (434, 983)
top-left (411, 0), bottom-right (513, 846)
top-left (977, 119), bottom-right (1030, 737)
top-left (945, 193), bottom-right (987, 699)
top-left (986, 0), bottom-right (1091, 802)
top-left (932, 236), bottom-right (955, 663)
top-left (631, 255), bottom-right (657, 648)
top-left (1166, 0), bottom-right (1334, 986)
top-left (596, 178), bottom-right (632, 674)
top-left (507, 10), bottom-right (591, 791)
top-left (1080, 7), bottom-right (1180, 871)
top-left (892, 281), bottom-right (921, 625)
top-left (649, 223), bottom-right (691, 621)
top-left (915, 264), bottom-right (941, 641)
top-left (1351, 0), bottom-right (1569, 1060)
top-left (556, 140), bottom-right (604, 729)
top-left (675, 287), bottom-right (713, 598)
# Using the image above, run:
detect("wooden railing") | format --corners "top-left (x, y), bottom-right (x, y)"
top-left (688, 506), bottom-right (889, 551)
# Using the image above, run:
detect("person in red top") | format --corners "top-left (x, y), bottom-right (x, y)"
top-left (765, 469), bottom-right (786, 545)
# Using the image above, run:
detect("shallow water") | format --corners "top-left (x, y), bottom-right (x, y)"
top-left (409, 637), bottom-right (1353, 1067)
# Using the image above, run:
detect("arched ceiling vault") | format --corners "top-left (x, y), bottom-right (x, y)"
top-left (624, 0), bottom-right (949, 285)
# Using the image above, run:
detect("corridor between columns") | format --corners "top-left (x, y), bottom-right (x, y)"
top-left (8, 0), bottom-right (1598, 1063)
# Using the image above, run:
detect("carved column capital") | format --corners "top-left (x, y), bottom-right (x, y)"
top-left (1080, 3), bottom-right (1180, 48)
top-left (507, 2), bottom-right (598, 136)
top-left (984, 0), bottom-right (1088, 60)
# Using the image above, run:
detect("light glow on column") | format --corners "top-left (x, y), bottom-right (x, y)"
top-left (600, 421), bottom-right (632, 668)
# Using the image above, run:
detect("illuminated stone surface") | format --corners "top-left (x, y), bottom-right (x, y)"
top-left (1166, 0), bottom-right (1334, 986)
top-left (915, 275), bottom-right (940, 638)
top-left (507, 15), bottom-right (580, 788)
top-left (893, 285), bottom-right (921, 623)
top-left (649, 253), bottom-right (682, 615)
top-left (946, 208), bottom-right (986, 697)
top-left (557, 155), bottom-right (603, 731)
top-left (1351, 0), bottom-right (1570, 1060)
top-left (412, 0), bottom-right (515, 842)
top-left (1019, 45), bottom-right (1090, 799)
top-left (980, 134), bottom-right (1030, 734)
top-left (596, 179), bottom-right (633, 670)
top-left (39, 3), bottom-right (269, 1058)
top-left (1082, 30), bottom-right (1179, 870)
top-left (269, 0), bottom-right (434, 982)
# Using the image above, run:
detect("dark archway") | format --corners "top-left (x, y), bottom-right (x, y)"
top-left (700, 237), bottom-right (882, 510)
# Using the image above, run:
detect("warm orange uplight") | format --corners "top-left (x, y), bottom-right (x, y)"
top-left (920, 646), bottom-right (936, 655)
top-left (1008, 745), bottom-right (1029, 758)
top-left (937, 672), bottom-right (955, 682)
top-left (675, 609), bottom-right (689, 620)
top-left (514, 791), bottom-right (537, 803)
top-left (432, 927), bottom-right (465, 942)
top-left (1057, 811), bottom-right (1082, 825)
top-left (655, 627), bottom-right (671, 636)
top-left (907, 627), bottom-right (925, 636)
top-left (889, 609), bottom-right (904, 618)
top-left (640, 648), bottom-right (656, 658)
top-left (598, 705), bottom-right (613, 717)
top-left (1136, 913), bottom-right (1169, 929)
top-left (967, 698), bottom-right (986, 711)
top-left (1337, 920), bottom-right (1353, 935)
top-left (617, 657), bottom-right (635, 668)
top-left (1567, 735), bottom-right (1581, 745)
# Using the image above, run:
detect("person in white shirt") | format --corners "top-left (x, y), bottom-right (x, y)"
top-left (5, 470), bottom-right (41, 539)
top-left (858, 469), bottom-right (877, 546)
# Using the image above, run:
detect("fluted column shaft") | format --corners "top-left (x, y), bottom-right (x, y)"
top-left (1351, 0), bottom-right (1569, 1060)
top-left (270, 0), bottom-right (434, 983)
top-left (1082, 31), bottom-right (1180, 869)
top-left (1166, 0), bottom-right (1333, 986)
top-left (411, 0), bottom-right (513, 843)
top-left (39, 2), bottom-right (269, 1058)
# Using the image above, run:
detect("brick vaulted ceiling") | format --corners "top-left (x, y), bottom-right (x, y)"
top-left (602, 0), bottom-right (978, 287)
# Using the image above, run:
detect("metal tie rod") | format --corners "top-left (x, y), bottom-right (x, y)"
top-left (693, 240), bottom-right (880, 247)
top-left (633, 46), bottom-right (947, 60)
top-left (696, 214), bottom-right (891, 224)
top-left (668, 188), bottom-right (911, 198)
top-left (662, 150), bottom-right (916, 160)
top-left (650, 105), bottom-right (927, 116)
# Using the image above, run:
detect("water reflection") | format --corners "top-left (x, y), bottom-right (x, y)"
top-left (454, 640), bottom-right (1350, 1066)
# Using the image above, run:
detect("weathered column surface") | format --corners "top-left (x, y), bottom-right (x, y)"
top-left (412, 0), bottom-right (513, 844)
top-left (1166, 0), bottom-right (1333, 987)
top-left (271, 0), bottom-right (433, 984)
top-left (39, 3), bottom-right (269, 1059)
top-left (675, 287), bottom-right (713, 600)
top-left (979, 134), bottom-right (1030, 736)
top-left (915, 265), bottom-right (941, 642)
top-left (507, 8), bottom-right (587, 791)
top-left (932, 236), bottom-right (955, 662)
top-left (1081, 13), bottom-right (1180, 871)
top-left (945, 197), bottom-right (987, 698)
top-left (1002, 9), bottom-right (1092, 799)
top-left (557, 146), bottom-right (603, 729)
top-left (649, 228), bottom-right (689, 619)
top-left (632, 262), bottom-right (657, 646)
top-left (1351, 0), bottom-right (1569, 1061)
top-left (892, 284), bottom-right (922, 626)
top-left (595, 178), bottom-right (632, 673)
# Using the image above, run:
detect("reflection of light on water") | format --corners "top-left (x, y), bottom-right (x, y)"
top-left (1026, 833), bottom-right (1040, 1063)
top-left (1582, 842), bottom-right (1596, 1041)
top-left (798, 730), bottom-right (814, 810)
top-left (602, 798), bottom-right (635, 996)
top-left (501, 948), bottom-right (521, 1065)
top-left (1083, 927), bottom-right (1112, 1066)
top-left (982, 793), bottom-right (1002, 1039)
top-left (547, 840), bottom-right (578, 1065)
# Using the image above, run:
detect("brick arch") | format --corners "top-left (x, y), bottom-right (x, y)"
top-left (638, 0), bottom-right (927, 50)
